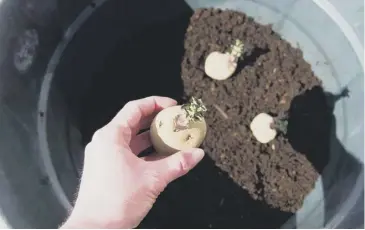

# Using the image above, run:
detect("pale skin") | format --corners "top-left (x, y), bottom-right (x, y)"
top-left (61, 96), bottom-right (205, 229)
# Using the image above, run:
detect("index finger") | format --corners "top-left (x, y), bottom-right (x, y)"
top-left (110, 96), bottom-right (177, 135)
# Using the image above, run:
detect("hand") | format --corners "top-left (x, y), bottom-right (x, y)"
top-left (61, 96), bottom-right (205, 229)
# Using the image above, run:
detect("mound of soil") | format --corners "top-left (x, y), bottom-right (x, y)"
top-left (180, 8), bottom-right (330, 213)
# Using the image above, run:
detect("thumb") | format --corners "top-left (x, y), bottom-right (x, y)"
top-left (156, 148), bottom-right (205, 184)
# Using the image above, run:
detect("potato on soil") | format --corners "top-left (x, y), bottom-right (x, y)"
top-left (250, 113), bottom-right (277, 144)
top-left (204, 39), bottom-right (244, 81)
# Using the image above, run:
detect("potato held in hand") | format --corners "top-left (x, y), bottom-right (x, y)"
top-left (150, 98), bottom-right (207, 156)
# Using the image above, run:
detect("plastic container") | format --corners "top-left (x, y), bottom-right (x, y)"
top-left (0, 0), bottom-right (363, 228)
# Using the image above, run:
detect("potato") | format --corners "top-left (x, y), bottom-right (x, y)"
top-left (150, 98), bottom-right (207, 156)
top-left (250, 113), bottom-right (277, 144)
top-left (204, 39), bottom-right (244, 81)
top-left (204, 51), bottom-right (237, 81)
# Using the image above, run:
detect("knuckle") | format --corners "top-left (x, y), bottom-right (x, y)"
top-left (84, 142), bottom-right (94, 153)
top-left (165, 155), bottom-right (189, 178)
top-left (123, 101), bottom-right (132, 108)
top-left (92, 125), bottom-right (122, 144)
top-left (92, 128), bottom-right (104, 141)
top-left (177, 158), bottom-right (188, 174)
top-left (124, 100), bottom-right (136, 109)
top-left (174, 153), bottom-right (188, 172)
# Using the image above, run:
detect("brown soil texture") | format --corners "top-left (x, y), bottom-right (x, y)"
top-left (180, 8), bottom-right (330, 213)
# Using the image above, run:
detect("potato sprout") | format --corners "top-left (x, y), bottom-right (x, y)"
top-left (204, 39), bottom-right (244, 80)
top-left (150, 97), bottom-right (207, 155)
top-left (250, 113), bottom-right (277, 144)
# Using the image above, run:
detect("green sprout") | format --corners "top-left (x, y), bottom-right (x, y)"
top-left (181, 97), bottom-right (207, 122)
top-left (227, 39), bottom-right (244, 62)
top-left (271, 114), bottom-right (289, 135)
top-left (173, 97), bottom-right (207, 132)
top-left (275, 119), bottom-right (288, 135)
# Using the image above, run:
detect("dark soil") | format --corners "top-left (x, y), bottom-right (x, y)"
top-left (180, 8), bottom-right (330, 213)
top-left (76, 6), bottom-right (331, 229)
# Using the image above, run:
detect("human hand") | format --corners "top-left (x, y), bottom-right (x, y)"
top-left (62, 96), bottom-right (205, 229)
